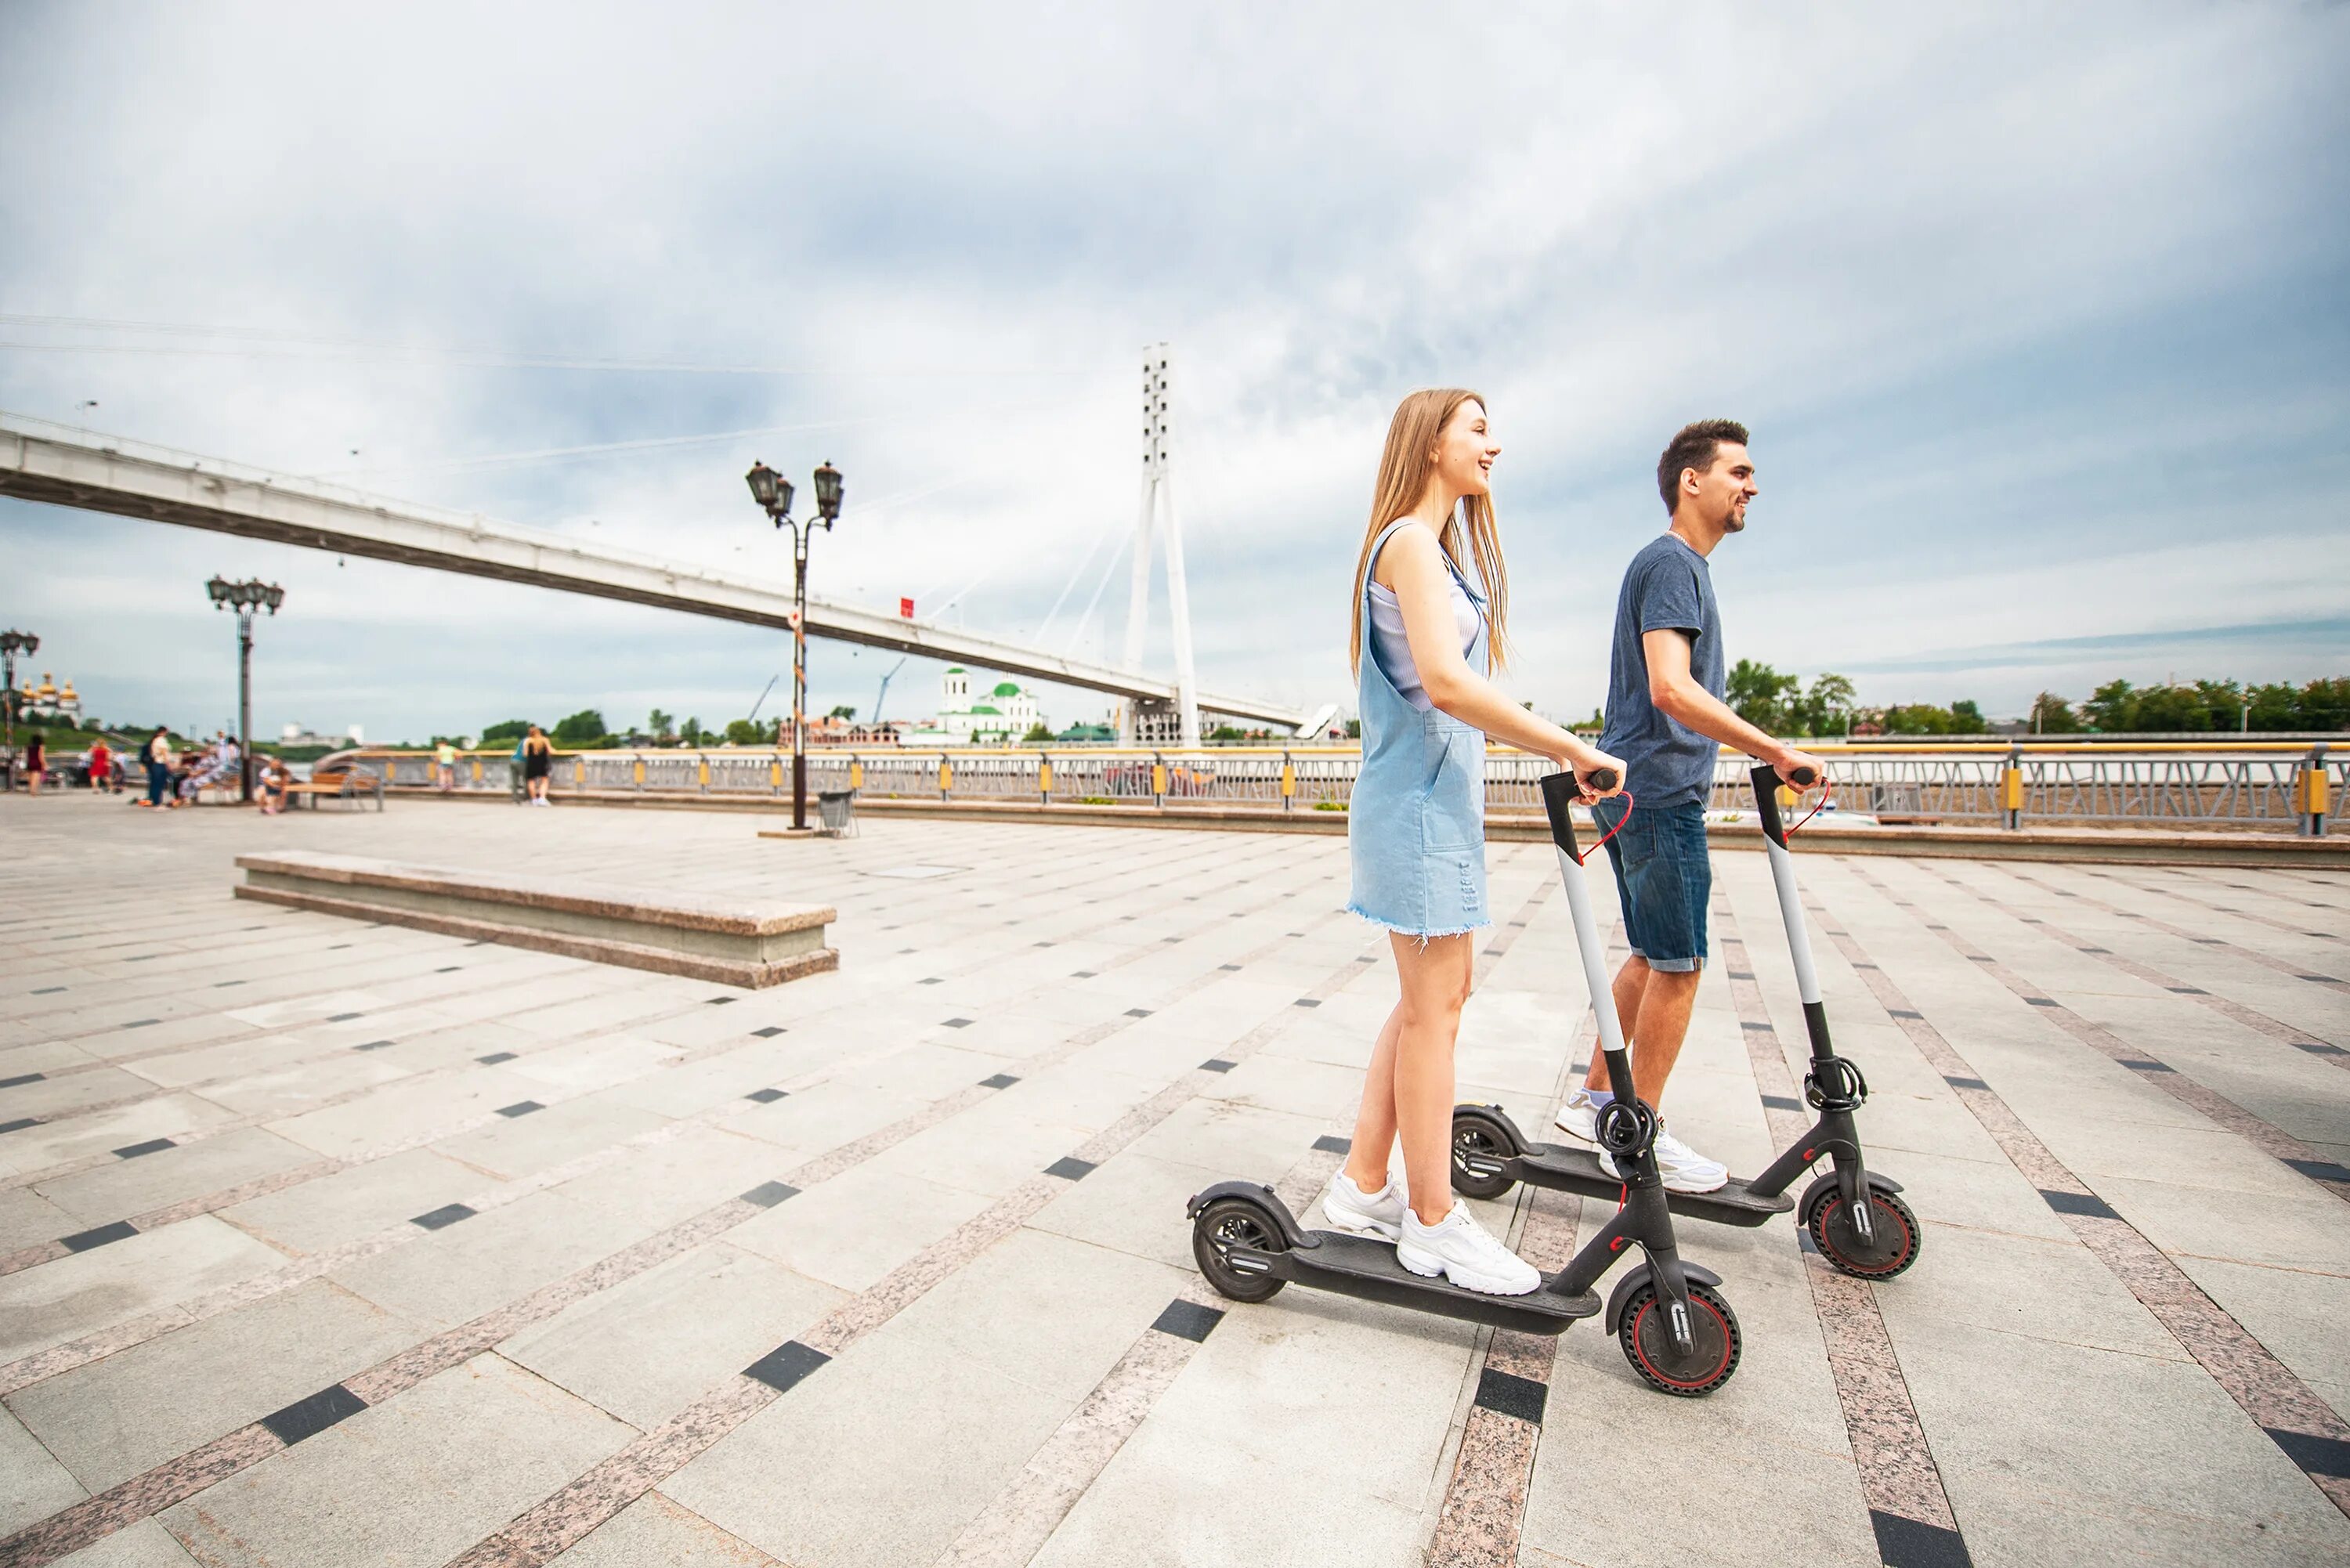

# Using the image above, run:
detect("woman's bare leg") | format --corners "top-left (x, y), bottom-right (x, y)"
top-left (1343, 1003), bottom-right (1405, 1194)
top-left (1387, 931), bottom-right (1475, 1224)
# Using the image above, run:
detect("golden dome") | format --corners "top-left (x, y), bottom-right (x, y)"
top-left (34, 673), bottom-right (57, 700)
top-left (59, 680), bottom-right (77, 700)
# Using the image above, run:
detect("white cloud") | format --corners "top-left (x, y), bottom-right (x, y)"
top-left (5, 2), bottom-right (2345, 739)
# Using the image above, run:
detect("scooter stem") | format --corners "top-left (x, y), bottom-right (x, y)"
top-left (1539, 773), bottom-right (1634, 1088)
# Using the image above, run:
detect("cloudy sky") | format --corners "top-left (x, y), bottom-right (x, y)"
top-left (5, 3), bottom-right (2345, 743)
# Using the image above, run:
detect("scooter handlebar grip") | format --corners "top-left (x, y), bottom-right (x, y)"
top-left (1539, 770), bottom-right (1583, 854)
top-left (1585, 766), bottom-right (1618, 793)
top-left (1787, 765), bottom-right (1817, 786)
top-left (1748, 762), bottom-right (1789, 846)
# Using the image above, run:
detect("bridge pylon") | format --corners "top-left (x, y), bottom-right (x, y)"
top-left (1120, 345), bottom-right (1199, 748)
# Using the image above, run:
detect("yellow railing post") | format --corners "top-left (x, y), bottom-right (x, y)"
top-left (1152, 755), bottom-right (1166, 807)
top-left (1281, 752), bottom-right (1295, 812)
top-left (849, 759), bottom-right (863, 789)
top-left (1038, 752), bottom-right (1052, 804)
top-left (939, 755), bottom-right (953, 799)
top-left (2301, 743), bottom-right (2331, 837)
top-left (2001, 746), bottom-right (2026, 829)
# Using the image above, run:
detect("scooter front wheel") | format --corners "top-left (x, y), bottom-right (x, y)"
top-left (1618, 1281), bottom-right (1741, 1396)
top-left (1809, 1189), bottom-right (1922, 1280)
top-left (1192, 1197), bottom-right (1288, 1304)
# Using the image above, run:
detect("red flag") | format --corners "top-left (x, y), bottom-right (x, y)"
top-left (899, 597), bottom-right (915, 619)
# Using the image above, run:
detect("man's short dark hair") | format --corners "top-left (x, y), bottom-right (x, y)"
top-left (1657, 419), bottom-right (1749, 513)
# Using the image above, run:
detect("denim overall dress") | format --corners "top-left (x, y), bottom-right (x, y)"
top-left (1347, 520), bottom-right (1490, 938)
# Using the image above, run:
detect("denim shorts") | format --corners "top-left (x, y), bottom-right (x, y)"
top-left (1597, 797), bottom-right (1709, 973)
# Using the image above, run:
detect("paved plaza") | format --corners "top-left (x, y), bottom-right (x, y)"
top-left (2, 793), bottom-right (2346, 1568)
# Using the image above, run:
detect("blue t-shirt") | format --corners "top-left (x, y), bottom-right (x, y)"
top-left (1600, 533), bottom-right (1724, 809)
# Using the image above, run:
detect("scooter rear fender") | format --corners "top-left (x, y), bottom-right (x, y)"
top-left (1184, 1180), bottom-right (1322, 1248)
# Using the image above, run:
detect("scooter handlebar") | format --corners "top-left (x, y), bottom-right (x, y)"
top-left (1748, 762), bottom-right (1790, 847)
top-left (1539, 770), bottom-right (1584, 854)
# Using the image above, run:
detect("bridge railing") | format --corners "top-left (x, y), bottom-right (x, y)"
top-left (338, 741), bottom-right (2343, 833)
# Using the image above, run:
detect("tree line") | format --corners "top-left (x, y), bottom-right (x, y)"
top-left (1713, 663), bottom-right (2350, 737)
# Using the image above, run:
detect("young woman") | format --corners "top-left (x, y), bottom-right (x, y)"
top-left (22, 732), bottom-right (44, 795)
top-left (1327, 388), bottom-right (1623, 1296)
top-left (522, 725), bottom-right (555, 806)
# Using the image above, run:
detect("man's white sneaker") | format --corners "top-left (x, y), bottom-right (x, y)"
top-left (1397, 1203), bottom-right (1541, 1295)
top-left (1600, 1127), bottom-right (1730, 1194)
top-left (1553, 1089), bottom-right (1603, 1144)
top-left (1321, 1170), bottom-right (1406, 1242)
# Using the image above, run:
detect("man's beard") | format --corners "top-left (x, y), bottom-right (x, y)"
top-left (1720, 504), bottom-right (1748, 533)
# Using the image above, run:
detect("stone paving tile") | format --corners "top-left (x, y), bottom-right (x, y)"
top-left (0, 1218), bottom-right (287, 1365)
top-left (6, 1280), bottom-right (418, 1494)
top-left (2, 800), bottom-right (2345, 1567)
top-left (158, 1353), bottom-right (634, 1568)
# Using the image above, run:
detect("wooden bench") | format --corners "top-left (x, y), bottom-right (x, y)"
top-left (281, 768), bottom-right (385, 811)
top-left (233, 851), bottom-right (837, 988)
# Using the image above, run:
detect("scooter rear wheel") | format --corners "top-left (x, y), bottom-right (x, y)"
top-left (1809, 1189), bottom-right (1921, 1280)
top-left (1448, 1111), bottom-right (1518, 1201)
top-left (1192, 1197), bottom-right (1288, 1304)
top-left (1618, 1281), bottom-right (1741, 1396)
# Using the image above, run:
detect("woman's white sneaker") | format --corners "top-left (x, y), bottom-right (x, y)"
top-left (1599, 1127), bottom-right (1730, 1194)
top-left (1321, 1170), bottom-right (1406, 1241)
top-left (1397, 1203), bottom-right (1541, 1295)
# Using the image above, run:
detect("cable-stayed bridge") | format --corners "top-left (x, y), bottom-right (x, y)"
top-left (0, 404), bottom-right (1310, 733)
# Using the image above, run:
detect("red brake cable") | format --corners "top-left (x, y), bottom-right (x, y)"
top-left (1784, 782), bottom-right (1832, 838)
top-left (1574, 790), bottom-right (1634, 865)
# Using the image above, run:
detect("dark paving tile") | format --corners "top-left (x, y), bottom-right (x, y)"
top-left (1151, 1299), bottom-right (1224, 1342)
top-left (1867, 1510), bottom-right (1971, 1568)
top-left (62, 1220), bottom-right (139, 1251)
top-left (745, 1089), bottom-right (788, 1104)
top-left (943, 1018), bottom-right (974, 1029)
top-left (497, 1100), bottom-right (544, 1118)
top-left (1311, 1135), bottom-right (1352, 1154)
top-left (751, 1027), bottom-right (785, 1039)
top-left (740, 1181), bottom-right (799, 1208)
top-left (743, 1339), bottom-right (830, 1393)
top-left (260, 1383), bottom-right (368, 1446)
top-left (477, 1051), bottom-right (518, 1065)
top-left (1292, 999), bottom-right (1320, 1009)
top-left (1474, 1367), bottom-right (1547, 1424)
top-left (353, 1040), bottom-right (396, 1052)
top-left (2041, 1188), bottom-right (2119, 1220)
top-left (412, 1203), bottom-right (477, 1230)
top-left (31, 986), bottom-right (66, 995)
top-left (327, 1012), bottom-right (363, 1023)
top-left (0, 1117), bottom-right (43, 1136)
top-left (1045, 1157), bottom-right (1097, 1181)
top-left (0, 1071), bottom-right (46, 1089)
top-left (707, 996), bottom-right (736, 1006)
top-left (113, 1137), bottom-right (177, 1159)
top-left (1124, 1008), bottom-right (1152, 1019)
top-left (1200, 1060), bottom-right (1236, 1074)
top-left (979, 1074), bottom-right (1020, 1089)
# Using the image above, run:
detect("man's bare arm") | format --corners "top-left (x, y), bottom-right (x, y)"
top-left (1643, 628), bottom-right (1825, 784)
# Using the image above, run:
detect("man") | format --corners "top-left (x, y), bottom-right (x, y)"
top-left (1554, 419), bottom-right (1825, 1191)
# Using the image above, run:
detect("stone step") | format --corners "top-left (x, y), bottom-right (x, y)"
top-left (231, 850), bottom-right (836, 988)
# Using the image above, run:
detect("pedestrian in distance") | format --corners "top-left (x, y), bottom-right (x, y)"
top-left (1325, 388), bottom-right (1625, 1297)
top-left (257, 753), bottom-right (292, 815)
top-left (85, 735), bottom-right (114, 793)
top-left (139, 728), bottom-right (173, 808)
top-left (1550, 419), bottom-right (1827, 1192)
top-left (435, 739), bottom-right (458, 793)
top-left (22, 731), bottom-right (43, 795)
top-left (511, 731), bottom-right (530, 804)
top-left (522, 724), bottom-right (554, 806)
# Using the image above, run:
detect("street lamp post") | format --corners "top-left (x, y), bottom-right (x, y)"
top-left (0, 629), bottom-right (35, 782)
top-left (205, 578), bottom-right (285, 802)
top-left (747, 459), bottom-right (845, 831)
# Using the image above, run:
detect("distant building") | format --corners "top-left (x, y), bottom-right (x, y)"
top-left (902, 667), bottom-right (1046, 742)
top-left (15, 672), bottom-right (82, 725)
top-left (280, 722), bottom-right (363, 748)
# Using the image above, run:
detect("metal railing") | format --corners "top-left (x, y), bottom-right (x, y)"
top-left (338, 740), bottom-right (2344, 834)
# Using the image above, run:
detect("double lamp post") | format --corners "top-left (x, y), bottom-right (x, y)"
top-left (1, 629), bottom-right (36, 779)
top-left (206, 576), bottom-right (285, 802)
top-left (745, 459), bottom-right (845, 830)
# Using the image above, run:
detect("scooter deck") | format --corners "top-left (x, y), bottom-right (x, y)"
top-left (1267, 1229), bottom-right (1601, 1335)
top-left (1512, 1143), bottom-right (1794, 1227)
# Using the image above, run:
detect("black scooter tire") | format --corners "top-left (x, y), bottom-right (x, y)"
top-left (1191, 1196), bottom-right (1288, 1304)
top-left (1448, 1109), bottom-right (1519, 1201)
top-left (1808, 1188), bottom-right (1922, 1280)
top-left (1618, 1281), bottom-right (1741, 1396)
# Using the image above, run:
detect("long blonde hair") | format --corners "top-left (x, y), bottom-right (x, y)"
top-left (1348, 388), bottom-right (1509, 677)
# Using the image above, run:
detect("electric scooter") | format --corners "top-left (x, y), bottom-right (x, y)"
top-left (1448, 764), bottom-right (1921, 1279)
top-left (1188, 770), bottom-right (1744, 1396)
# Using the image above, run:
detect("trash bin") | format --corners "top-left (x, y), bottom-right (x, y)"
top-left (816, 788), bottom-right (858, 836)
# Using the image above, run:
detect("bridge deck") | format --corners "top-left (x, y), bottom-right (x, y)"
top-left (2, 794), bottom-right (2345, 1567)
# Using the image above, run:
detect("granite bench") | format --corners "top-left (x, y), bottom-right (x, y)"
top-left (233, 850), bottom-right (837, 988)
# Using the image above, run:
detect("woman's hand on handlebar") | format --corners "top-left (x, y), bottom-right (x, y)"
top-left (1556, 740), bottom-right (1626, 804)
